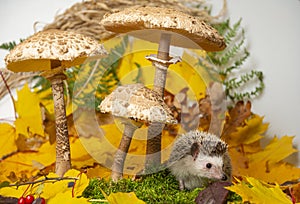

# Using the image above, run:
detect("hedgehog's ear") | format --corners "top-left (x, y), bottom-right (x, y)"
top-left (191, 142), bottom-right (200, 161)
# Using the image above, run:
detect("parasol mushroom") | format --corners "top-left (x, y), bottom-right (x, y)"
top-left (5, 29), bottom-right (107, 177)
top-left (100, 6), bottom-right (227, 166)
top-left (99, 83), bottom-right (176, 181)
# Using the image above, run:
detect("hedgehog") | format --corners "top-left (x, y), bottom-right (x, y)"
top-left (168, 130), bottom-right (232, 190)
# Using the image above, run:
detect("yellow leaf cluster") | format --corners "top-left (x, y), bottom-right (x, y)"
top-left (0, 141), bottom-right (56, 182)
top-left (226, 177), bottom-right (293, 204)
top-left (0, 169), bottom-right (89, 203)
top-left (228, 115), bottom-right (300, 184)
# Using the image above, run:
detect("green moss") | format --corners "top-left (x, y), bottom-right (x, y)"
top-left (83, 169), bottom-right (202, 204)
top-left (226, 191), bottom-right (243, 203)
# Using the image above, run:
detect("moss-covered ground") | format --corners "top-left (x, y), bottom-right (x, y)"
top-left (83, 169), bottom-right (241, 203)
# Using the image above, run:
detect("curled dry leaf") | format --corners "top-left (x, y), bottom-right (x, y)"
top-left (221, 100), bottom-right (252, 141)
top-left (195, 181), bottom-right (231, 204)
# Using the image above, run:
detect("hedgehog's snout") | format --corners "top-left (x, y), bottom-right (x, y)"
top-left (221, 174), bottom-right (227, 181)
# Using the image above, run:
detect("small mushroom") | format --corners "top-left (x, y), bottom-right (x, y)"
top-left (5, 29), bottom-right (107, 177)
top-left (99, 83), bottom-right (176, 181)
top-left (101, 6), bottom-right (227, 166)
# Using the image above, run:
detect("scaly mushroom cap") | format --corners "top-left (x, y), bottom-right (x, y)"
top-left (101, 6), bottom-right (226, 51)
top-left (5, 29), bottom-right (107, 72)
top-left (99, 83), bottom-right (177, 124)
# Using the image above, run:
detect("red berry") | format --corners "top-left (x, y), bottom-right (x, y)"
top-left (25, 195), bottom-right (35, 204)
top-left (18, 197), bottom-right (26, 204)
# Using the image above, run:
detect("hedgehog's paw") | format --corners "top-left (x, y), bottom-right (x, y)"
top-left (179, 179), bottom-right (185, 191)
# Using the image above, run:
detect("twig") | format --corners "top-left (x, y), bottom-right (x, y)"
top-left (89, 199), bottom-right (109, 203)
top-left (0, 70), bottom-right (17, 120)
top-left (9, 176), bottom-right (79, 187)
top-left (0, 150), bottom-right (18, 162)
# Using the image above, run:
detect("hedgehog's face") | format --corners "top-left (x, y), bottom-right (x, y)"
top-left (194, 154), bottom-right (227, 181)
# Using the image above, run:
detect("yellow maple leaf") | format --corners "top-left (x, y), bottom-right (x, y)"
top-left (37, 172), bottom-right (70, 199)
top-left (227, 114), bottom-right (269, 147)
top-left (64, 169), bottom-right (89, 197)
top-left (0, 123), bottom-right (17, 157)
top-left (102, 190), bottom-right (145, 204)
top-left (248, 136), bottom-right (298, 164)
top-left (15, 83), bottom-right (44, 137)
top-left (47, 191), bottom-right (89, 204)
top-left (238, 161), bottom-right (300, 184)
top-left (39, 169), bottom-right (89, 200)
top-left (226, 177), bottom-right (292, 204)
top-left (70, 137), bottom-right (97, 168)
top-left (0, 185), bottom-right (29, 198)
top-left (117, 38), bottom-right (207, 100)
top-left (86, 164), bottom-right (112, 179)
top-left (116, 38), bottom-right (156, 85)
top-left (230, 135), bottom-right (300, 184)
top-left (0, 141), bottom-right (56, 182)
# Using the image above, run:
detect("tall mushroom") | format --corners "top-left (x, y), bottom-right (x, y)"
top-left (5, 29), bottom-right (107, 177)
top-left (100, 6), bottom-right (226, 166)
top-left (99, 83), bottom-right (176, 181)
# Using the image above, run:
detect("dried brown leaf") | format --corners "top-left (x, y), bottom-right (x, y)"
top-left (221, 101), bottom-right (252, 140)
top-left (195, 181), bottom-right (231, 204)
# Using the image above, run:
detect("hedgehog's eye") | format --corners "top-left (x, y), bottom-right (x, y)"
top-left (206, 163), bottom-right (212, 169)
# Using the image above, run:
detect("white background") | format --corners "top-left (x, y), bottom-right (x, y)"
top-left (0, 0), bottom-right (300, 165)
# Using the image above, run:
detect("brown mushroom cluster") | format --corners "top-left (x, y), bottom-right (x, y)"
top-left (100, 6), bottom-right (226, 170)
top-left (43, 0), bottom-right (227, 41)
top-left (4, 3), bottom-right (226, 180)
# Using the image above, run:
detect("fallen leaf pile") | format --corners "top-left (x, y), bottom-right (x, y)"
top-left (0, 42), bottom-right (299, 203)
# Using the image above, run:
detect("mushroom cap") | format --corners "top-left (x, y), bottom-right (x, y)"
top-left (101, 6), bottom-right (226, 51)
top-left (99, 83), bottom-right (177, 124)
top-left (5, 29), bottom-right (107, 72)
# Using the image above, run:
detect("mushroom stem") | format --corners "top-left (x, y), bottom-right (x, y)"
top-left (49, 73), bottom-right (71, 177)
top-left (157, 33), bottom-right (171, 61)
top-left (146, 32), bottom-right (172, 167)
top-left (111, 120), bottom-right (141, 181)
top-left (153, 32), bottom-right (171, 95)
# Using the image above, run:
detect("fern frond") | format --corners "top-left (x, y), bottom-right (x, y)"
top-left (0, 39), bottom-right (24, 51)
top-left (208, 19), bottom-right (265, 102)
top-left (225, 70), bottom-right (264, 101)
